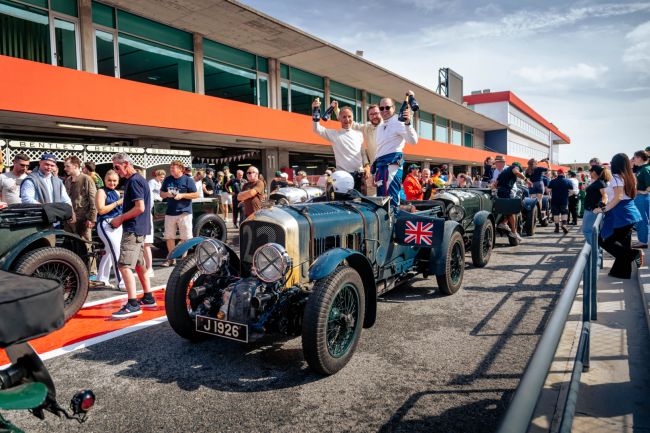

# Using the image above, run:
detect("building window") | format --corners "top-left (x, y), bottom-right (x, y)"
top-left (464, 127), bottom-right (473, 148)
top-left (52, 17), bottom-right (78, 69)
top-left (508, 112), bottom-right (548, 143)
top-left (435, 115), bottom-right (449, 143)
top-left (451, 121), bottom-right (462, 145)
top-left (203, 38), bottom-right (269, 106)
top-left (0, 0), bottom-right (51, 64)
top-left (118, 33), bottom-right (194, 91)
top-left (94, 28), bottom-right (116, 76)
top-left (280, 65), bottom-right (325, 115)
top-left (418, 112), bottom-right (433, 140)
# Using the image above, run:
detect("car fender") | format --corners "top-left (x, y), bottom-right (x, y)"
top-left (168, 237), bottom-right (241, 271)
top-left (428, 221), bottom-right (462, 276)
top-left (309, 248), bottom-right (377, 328)
top-left (0, 230), bottom-right (86, 271)
top-left (472, 210), bottom-right (492, 227)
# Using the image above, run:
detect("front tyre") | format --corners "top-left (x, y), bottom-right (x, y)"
top-left (14, 247), bottom-right (89, 322)
top-left (193, 213), bottom-right (227, 242)
top-left (436, 231), bottom-right (465, 295)
top-left (524, 208), bottom-right (537, 236)
top-left (165, 256), bottom-right (205, 341)
top-left (471, 219), bottom-right (493, 268)
top-left (302, 266), bottom-right (365, 375)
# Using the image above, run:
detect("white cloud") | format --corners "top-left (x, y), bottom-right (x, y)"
top-left (623, 21), bottom-right (650, 75)
top-left (514, 63), bottom-right (609, 85)
top-left (396, 0), bottom-right (451, 11)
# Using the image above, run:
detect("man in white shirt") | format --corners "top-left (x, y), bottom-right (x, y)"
top-left (311, 100), bottom-right (367, 191)
top-left (491, 155), bottom-right (507, 185)
top-left (372, 92), bottom-right (418, 207)
top-left (0, 153), bottom-right (30, 205)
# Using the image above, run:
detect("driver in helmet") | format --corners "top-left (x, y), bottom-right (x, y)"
top-left (327, 171), bottom-right (356, 200)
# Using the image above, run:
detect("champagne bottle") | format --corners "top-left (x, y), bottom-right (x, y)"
top-left (312, 97), bottom-right (321, 122)
top-left (408, 94), bottom-right (419, 112)
top-left (322, 104), bottom-right (335, 121)
top-left (397, 95), bottom-right (409, 122)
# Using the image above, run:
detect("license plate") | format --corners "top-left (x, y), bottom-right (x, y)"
top-left (195, 315), bottom-right (248, 343)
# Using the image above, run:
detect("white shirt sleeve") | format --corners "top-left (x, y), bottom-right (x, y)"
top-left (60, 183), bottom-right (72, 205)
top-left (402, 123), bottom-right (418, 145)
top-left (312, 121), bottom-right (336, 142)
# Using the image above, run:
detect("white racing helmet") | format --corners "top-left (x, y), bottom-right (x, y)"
top-left (330, 170), bottom-right (355, 193)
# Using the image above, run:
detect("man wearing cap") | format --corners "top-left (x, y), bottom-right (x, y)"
top-left (311, 100), bottom-right (367, 192)
top-left (495, 161), bottom-right (530, 241)
top-left (269, 170), bottom-right (288, 193)
top-left (20, 153), bottom-right (72, 207)
top-left (403, 164), bottom-right (423, 201)
top-left (548, 168), bottom-right (574, 234)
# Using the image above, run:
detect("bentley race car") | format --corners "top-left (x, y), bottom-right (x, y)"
top-left (164, 191), bottom-right (465, 375)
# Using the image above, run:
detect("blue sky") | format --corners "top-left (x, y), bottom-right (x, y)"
top-left (241, 0), bottom-right (650, 163)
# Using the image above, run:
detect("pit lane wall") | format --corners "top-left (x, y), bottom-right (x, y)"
top-left (0, 55), bottom-right (566, 171)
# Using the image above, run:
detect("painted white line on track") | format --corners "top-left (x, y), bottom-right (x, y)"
top-left (82, 285), bottom-right (165, 308)
top-left (1, 316), bottom-right (169, 368)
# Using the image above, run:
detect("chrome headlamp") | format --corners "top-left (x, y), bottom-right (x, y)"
top-left (448, 205), bottom-right (465, 222)
top-left (252, 243), bottom-right (292, 283)
top-left (196, 239), bottom-right (229, 274)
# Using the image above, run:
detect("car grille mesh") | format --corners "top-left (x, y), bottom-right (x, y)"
top-left (239, 221), bottom-right (285, 276)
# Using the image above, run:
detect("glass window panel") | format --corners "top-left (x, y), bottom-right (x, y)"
top-left (418, 117), bottom-right (433, 140)
top-left (92, 1), bottom-right (114, 28)
top-left (54, 18), bottom-right (78, 69)
top-left (366, 92), bottom-right (381, 105)
top-left (0, 0), bottom-right (50, 63)
top-left (465, 127), bottom-right (474, 134)
top-left (117, 10), bottom-right (192, 51)
top-left (290, 83), bottom-right (323, 115)
top-left (451, 121), bottom-right (462, 130)
top-left (290, 66), bottom-right (323, 89)
top-left (451, 129), bottom-right (462, 145)
top-left (464, 131), bottom-right (473, 148)
top-left (281, 81), bottom-right (289, 111)
top-left (256, 56), bottom-right (268, 73)
top-left (95, 29), bottom-right (114, 76)
top-left (204, 38), bottom-right (255, 70)
top-left (258, 76), bottom-right (268, 107)
top-left (51, 0), bottom-right (77, 17)
top-left (14, 0), bottom-right (47, 8)
top-left (204, 58), bottom-right (256, 104)
top-left (280, 63), bottom-right (289, 79)
top-left (436, 115), bottom-right (448, 127)
top-left (118, 33), bottom-right (194, 91)
top-left (435, 115), bottom-right (448, 143)
top-left (330, 80), bottom-right (356, 100)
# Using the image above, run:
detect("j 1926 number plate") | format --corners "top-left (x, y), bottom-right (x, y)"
top-left (196, 315), bottom-right (248, 342)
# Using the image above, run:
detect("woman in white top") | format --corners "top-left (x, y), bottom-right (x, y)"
top-left (148, 169), bottom-right (165, 201)
top-left (594, 153), bottom-right (641, 279)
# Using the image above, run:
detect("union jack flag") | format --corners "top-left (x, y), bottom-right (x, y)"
top-left (404, 221), bottom-right (433, 245)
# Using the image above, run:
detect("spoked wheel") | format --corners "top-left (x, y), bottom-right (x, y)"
top-left (302, 266), bottom-right (365, 375)
top-left (14, 247), bottom-right (89, 322)
top-left (165, 256), bottom-right (207, 341)
top-left (193, 214), bottom-right (227, 242)
top-left (436, 231), bottom-right (465, 295)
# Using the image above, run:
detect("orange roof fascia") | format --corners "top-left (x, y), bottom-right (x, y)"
top-left (463, 91), bottom-right (571, 144)
top-left (0, 56), bottom-right (555, 168)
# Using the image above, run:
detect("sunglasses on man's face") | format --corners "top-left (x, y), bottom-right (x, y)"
top-left (379, 106), bottom-right (393, 111)
top-left (18, 163), bottom-right (29, 167)
top-left (247, 171), bottom-right (257, 175)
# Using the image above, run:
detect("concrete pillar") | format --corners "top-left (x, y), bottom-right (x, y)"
top-left (324, 77), bottom-right (330, 106)
top-left (78, 0), bottom-right (95, 73)
top-left (422, 161), bottom-right (431, 170)
top-left (260, 149), bottom-right (278, 182)
top-left (361, 90), bottom-right (367, 122)
top-left (268, 58), bottom-right (281, 110)
top-left (278, 148), bottom-right (290, 169)
top-left (193, 34), bottom-right (205, 95)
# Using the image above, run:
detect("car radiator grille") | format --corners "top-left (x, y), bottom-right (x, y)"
top-left (239, 221), bottom-right (286, 277)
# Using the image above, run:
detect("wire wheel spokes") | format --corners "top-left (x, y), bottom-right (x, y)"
top-left (326, 284), bottom-right (359, 358)
top-left (200, 221), bottom-right (222, 239)
top-left (450, 242), bottom-right (463, 284)
top-left (483, 226), bottom-right (493, 256)
top-left (33, 260), bottom-right (79, 306)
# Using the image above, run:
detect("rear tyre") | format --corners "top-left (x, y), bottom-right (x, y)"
top-left (524, 208), bottom-right (537, 236)
top-left (471, 220), bottom-right (494, 268)
top-left (165, 256), bottom-right (206, 341)
top-left (302, 266), bottom-right (365, 375)
top-left (14, 247), bottom-right (89, 322)
top-left (436, 231), bottom-right (465, 295)
top-left (193, 214), bottom-right (227, 241)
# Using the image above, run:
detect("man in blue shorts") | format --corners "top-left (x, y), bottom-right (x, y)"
top-left (109, 153), bottom-right (154, 318)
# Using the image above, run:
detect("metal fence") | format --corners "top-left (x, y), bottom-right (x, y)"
top-left (497, 213), bottom-right (603, 433)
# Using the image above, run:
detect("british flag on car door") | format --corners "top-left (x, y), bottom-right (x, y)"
top-left (404, 221), bottom-right (433, 246)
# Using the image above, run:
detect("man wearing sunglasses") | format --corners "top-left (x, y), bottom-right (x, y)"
top-left (237, 166), bottom-right (265, 219)
top-left (311, 100), bottom-right (367, 192)
top-left (372, 91), bottom-right (418, 207)
top-left (0, 153), bottom-right (30, 205)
